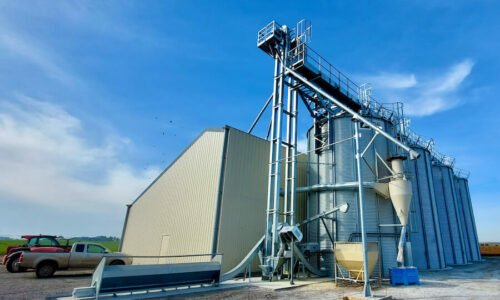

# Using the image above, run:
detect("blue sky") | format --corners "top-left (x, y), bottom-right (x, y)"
top-left (0, 1), bottom-right (498, 241)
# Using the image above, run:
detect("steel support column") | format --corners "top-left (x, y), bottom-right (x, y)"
top-left (354, 121), bottom-right (372, 297)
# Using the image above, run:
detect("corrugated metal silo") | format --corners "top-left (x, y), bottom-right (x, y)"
top-left (306, 115), bottom-right (399, 277)
top-left (454, 175), bottom-right (481, 261)
top-left (432, 164), bottom-right (467, 265)
top-left (453, 176), bottom-right (472, 262)
top-left (406, 147), bottom-right (446, 270)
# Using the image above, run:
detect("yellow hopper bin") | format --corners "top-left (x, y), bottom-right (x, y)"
top-left (335, 242), bottom-right (379, 281)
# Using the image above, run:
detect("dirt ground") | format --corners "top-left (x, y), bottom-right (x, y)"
top-left (0, 257), bottom-right (499, 300)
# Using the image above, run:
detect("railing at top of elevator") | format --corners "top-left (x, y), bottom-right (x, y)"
top-left (257, 21), bottom-right (282, 46)
top-left (257, 20), bottom-right (462, 172)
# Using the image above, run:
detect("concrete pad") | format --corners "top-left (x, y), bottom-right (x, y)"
top-left (343, 294), bottom-right (392, 300)
top-left (227, 277), bottom-right (333, 291)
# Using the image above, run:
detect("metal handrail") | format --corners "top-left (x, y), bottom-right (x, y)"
top-left (263, 21), bottom-right (461, 173)
top-left (257, 21), bottom-right (281, 46)
top-left (289, 43), bottom-right (406, 126)
top-left (454, 168), bottom-right (471, 179)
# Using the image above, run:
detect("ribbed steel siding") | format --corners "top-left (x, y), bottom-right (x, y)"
top-left (432, 165), bottom-right (466, 265)
top-left (216, 128), bottom-right (270, 273)
top-left (453, 176), bottom-right (472, 262)
top-left (455, 177), bottom-right (481, 261)
top-left (308, 116), bottom-right (398, 277)
top-left (319, 120), bottom-right (335, 272)
top-left (121, 130), bottom-right (225, 263)
top-left (407, 148), bottom-right (445, 269)
top-left (305, 127), bottom-right (321, 269)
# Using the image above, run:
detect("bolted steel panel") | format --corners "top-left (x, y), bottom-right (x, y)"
top-left (407, 148), bottom-right (446, 270)
top-left (432, 165), bottom-right (467, 265)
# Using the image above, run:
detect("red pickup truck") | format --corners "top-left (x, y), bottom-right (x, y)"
top-left (2, 235), bottom-right (71, 272)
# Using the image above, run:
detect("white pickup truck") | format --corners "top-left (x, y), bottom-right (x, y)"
top-left (17, 242), bottom-right (132, 278)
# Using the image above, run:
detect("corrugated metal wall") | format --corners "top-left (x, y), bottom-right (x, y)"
top-left (407, 147), bottom-right (446, 269)
top-left (453, 176), bottom-right (472, 262)
top-left (216, 128), bottom-right (308, 273)
top-left (121, 129), bottom-right (226, 264)
top-left (215, 128), bottom-right (270, 272)
top-left (121, 127), bottom-right (308, 272)
top-left (454, 176), bottom-right (481, 261)
top-left (432, 164), bottom-right (467, 265)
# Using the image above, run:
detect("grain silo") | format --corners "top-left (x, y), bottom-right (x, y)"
top-left (406, 146), bottom-right (446, 270)
top-left (432, 159), bottom-right (467, 265)
top-left (304, 114), bottom-right (399, 277)
top-left (454, 173), bottom-right (481, 261)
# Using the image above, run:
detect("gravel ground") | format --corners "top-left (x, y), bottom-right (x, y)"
top-left (0, 257), bottom-right (499, 300)
top-left (0, 268), bottom-right (92, 300)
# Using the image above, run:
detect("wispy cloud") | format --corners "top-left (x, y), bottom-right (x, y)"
top-left (359, 59), bottom-right (475, 116)
top-left (0, 29), bottom-right (79, 86)
top-left (362, 73), bottom-right (417, 89)
top-left (0, 96), bottom-right (160, 212)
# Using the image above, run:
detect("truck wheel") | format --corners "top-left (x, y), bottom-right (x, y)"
top-left (6, 256), bottom-right (27, 273)
top-left (36, 262), bottom-right (56, 278)
top-left (109, 260), bottom-right (125, 265)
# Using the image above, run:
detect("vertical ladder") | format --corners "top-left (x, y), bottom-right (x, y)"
top-left (264, 51), bottom-right (285, 272)
top-left (283, 78), bottom-right (298, 226)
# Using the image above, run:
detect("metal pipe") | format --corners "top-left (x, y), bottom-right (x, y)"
top-left (296, 182), bottom-right (381, 193)
top-left (248, 95), bottom-right (273, 134)
top-left (284, 66), bottom-right (420, 160)
top-left (354, 121), bottom-right (372, 297)
top-left (298, 203), bottom-right (349, 226)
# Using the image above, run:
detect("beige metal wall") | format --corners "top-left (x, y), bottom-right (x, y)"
top-left (215, 128), bottom-right (308, 273)
top-left (121, 129), bottom-right (226, 264)
top-left (121, 126), bottom-right (308, 271)
top-left (215, 128), bottom-right (270, 272)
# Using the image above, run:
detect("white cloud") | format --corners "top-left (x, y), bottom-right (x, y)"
top-left (0, 96), bottom-right (160, 212)
top-left (0, 29), bottom-right (79, 86)
top-left (362, 73), bottom-right (417, 89)
top-left (361, 59), bottom-right (475, 116)
top-left (428, 59), bottom-right (474, 94)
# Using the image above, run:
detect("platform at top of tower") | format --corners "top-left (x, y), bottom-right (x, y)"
top-left (257, 21), bottom-right (363, 112)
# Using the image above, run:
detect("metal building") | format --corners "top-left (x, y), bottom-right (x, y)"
top-left (121, 127), bottom-right (306, 273)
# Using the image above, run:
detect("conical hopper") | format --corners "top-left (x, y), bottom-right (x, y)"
top-left (388, 157), bottom-right (413, 226)
top-left (389, 179), bottom-right (413, 226)
top-left (335, 242), bottom-right (379, 281)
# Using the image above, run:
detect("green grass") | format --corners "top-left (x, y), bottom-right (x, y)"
top-left (0, 240), bottom-right (25, 256)
top-left (0, 239), bottom-right (120, 255)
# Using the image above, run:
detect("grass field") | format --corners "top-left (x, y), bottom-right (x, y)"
top-left (0, 239), bottom-right (120, 255)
